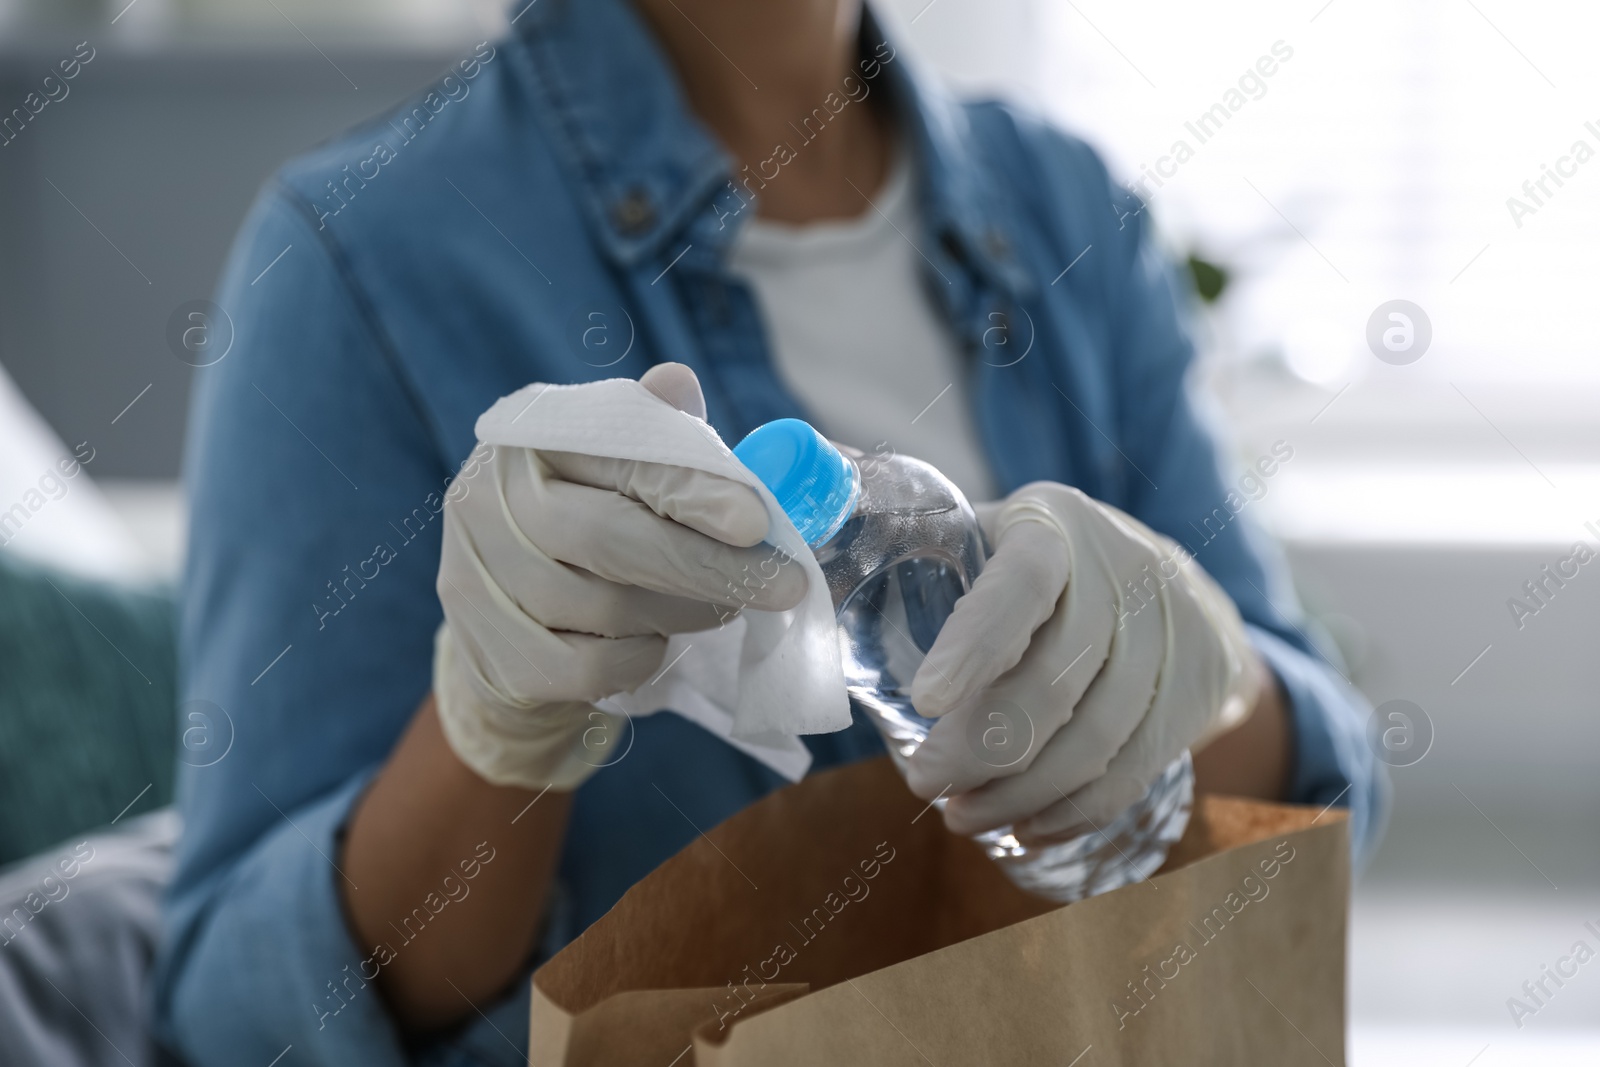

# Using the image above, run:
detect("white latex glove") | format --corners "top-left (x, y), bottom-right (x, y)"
top-left (432, 364), bottom-right (805, 791)
top-left (904, 481), bottom-right (1264, 838)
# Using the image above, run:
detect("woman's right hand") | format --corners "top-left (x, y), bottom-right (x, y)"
top-left (432, 364), bottom-right (805, 791)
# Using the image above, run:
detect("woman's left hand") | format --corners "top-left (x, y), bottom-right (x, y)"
top-left (904, 481), bottom-right (1266, 838)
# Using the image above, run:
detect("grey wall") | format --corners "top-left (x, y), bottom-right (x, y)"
top-left (1286, 539), bottom-right (1599, 846)
top-left (0, 38), bottom-right (461, 478)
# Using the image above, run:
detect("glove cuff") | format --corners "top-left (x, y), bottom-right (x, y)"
top-left (1184, 560), bottom-right (1266, 749)
top-left (433, 623), bottom-right (615, 792)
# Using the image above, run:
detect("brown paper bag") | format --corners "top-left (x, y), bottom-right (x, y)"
top-left (530, 757), bottom-right (1348, 1066)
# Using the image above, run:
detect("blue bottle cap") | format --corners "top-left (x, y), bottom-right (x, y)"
top-left (733, 418), bottom-right (859, 548)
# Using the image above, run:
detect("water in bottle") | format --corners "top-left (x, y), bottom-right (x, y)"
top-left (733, 418), bottom-right (1193, 902)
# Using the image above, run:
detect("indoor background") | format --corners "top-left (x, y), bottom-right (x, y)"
top-left (1, 0), bottom-right (1595, 1062)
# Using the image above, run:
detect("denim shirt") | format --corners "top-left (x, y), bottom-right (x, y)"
top-left (154, 1), bottom-right (1384, 1063)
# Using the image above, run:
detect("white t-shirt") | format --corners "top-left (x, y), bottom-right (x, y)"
top-left (726, 153), bottom-right (998, 503)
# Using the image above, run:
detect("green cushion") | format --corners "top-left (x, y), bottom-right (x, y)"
top-left (0, 551), bottom-right (177, 867)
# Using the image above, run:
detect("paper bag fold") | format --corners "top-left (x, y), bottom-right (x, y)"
top-left (531, 757), bottom-right (1348, 1066)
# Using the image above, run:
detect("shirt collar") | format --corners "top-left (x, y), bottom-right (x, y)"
top-left (508, 0), bottom-right (1033, 301)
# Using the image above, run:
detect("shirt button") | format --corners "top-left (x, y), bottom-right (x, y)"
top-left (611, 188), bottom-right (656, 235)
top-left (984, 228), bottom-right (1011, 259)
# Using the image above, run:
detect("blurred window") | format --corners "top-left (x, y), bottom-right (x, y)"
top-left (1023, 0), bottom-right (1600, 445)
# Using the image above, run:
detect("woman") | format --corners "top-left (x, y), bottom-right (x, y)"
top-left (154, 1), bottom-right (1382, 1063)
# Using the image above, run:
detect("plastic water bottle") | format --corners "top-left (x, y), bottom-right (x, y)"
top-left (734, 418), bottom-right (1193, 902)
